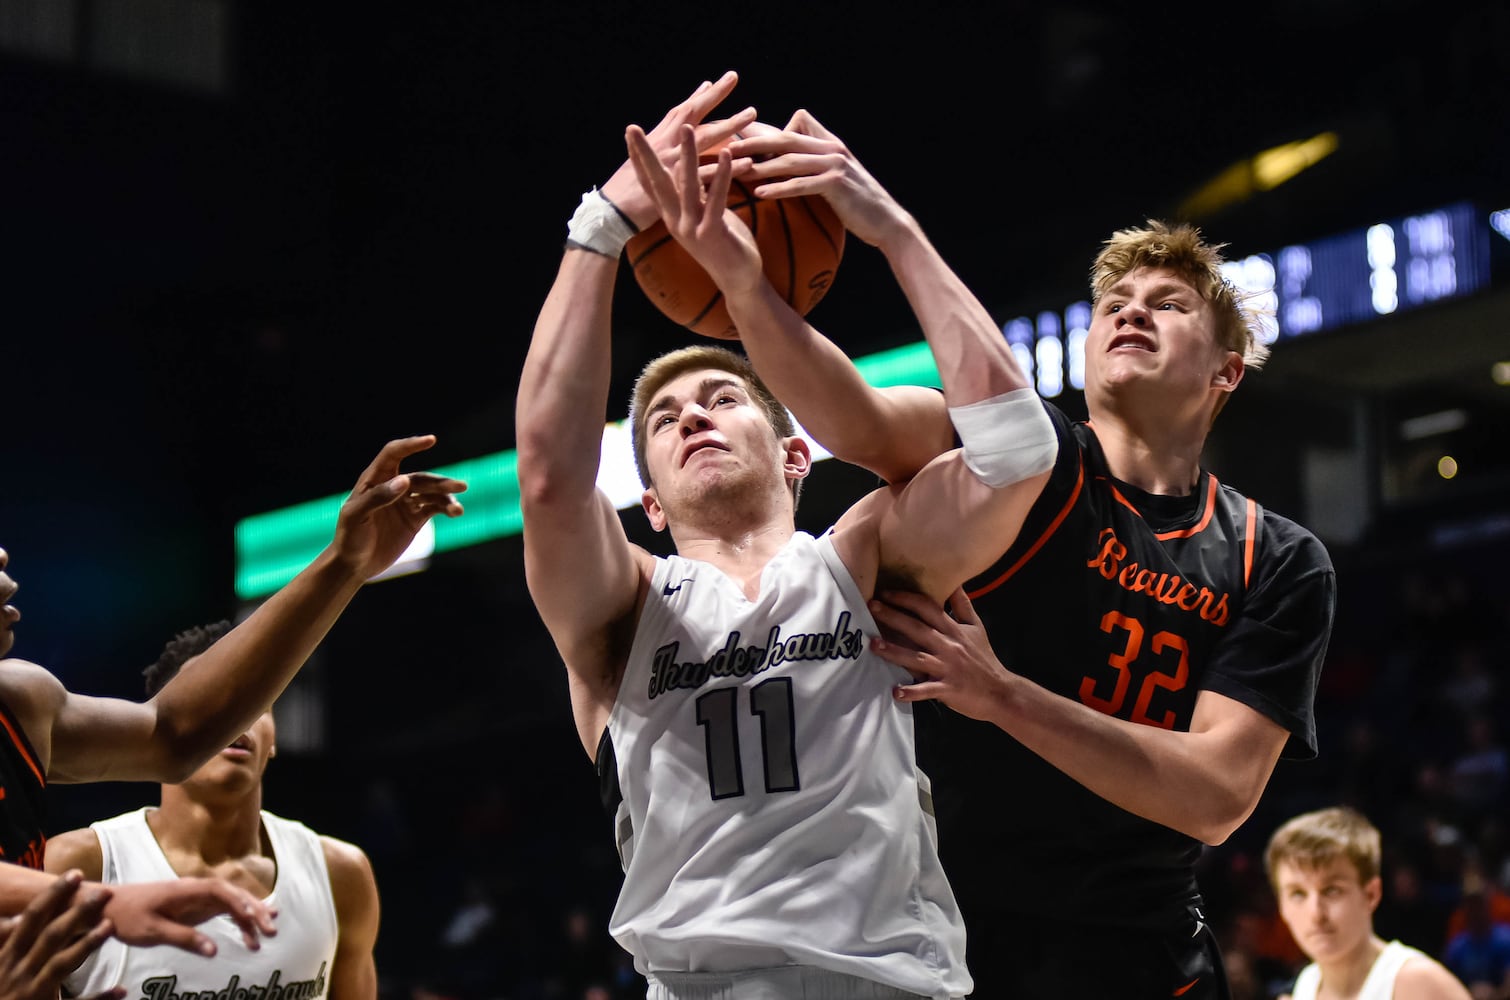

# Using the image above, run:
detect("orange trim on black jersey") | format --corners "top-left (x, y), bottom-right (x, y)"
top-left (1243, 498), bottom-right (1258, 589)
top-left (967, 453), bottom-right (1085, 599)
top-left (1106, 474), bottom-right (1220, 541)
top-left (1154, 476), bottom-right (1218, 541)
top-left (0, 706), bottom-right (44, 789)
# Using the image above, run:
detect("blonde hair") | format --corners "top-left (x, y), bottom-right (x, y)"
top-left (627, 345), bottom-right (800, 503)
top-left (1264, 806), bottom-right (1381, 893)
top-left (1092, 220), bottom-right (1271, 371)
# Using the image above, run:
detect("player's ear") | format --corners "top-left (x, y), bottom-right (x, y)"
top-left (1364, 875), bottom-right (1383, 913)
top-left (782, 436), bottom-right (812, 484)
top-left (1213, 352), bottom-right (1244, 392)
top-left (642, 488), bottom-right (669, 533)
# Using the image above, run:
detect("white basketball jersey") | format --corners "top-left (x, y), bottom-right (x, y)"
top-left (63, 808), bottom-right (339, 999)
top-left (1290, 940), bottom-right (1430, 1000)
top-left (606, 531), bottom-right (970, 998)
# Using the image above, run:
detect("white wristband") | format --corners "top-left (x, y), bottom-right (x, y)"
top-left (565, 187), bottom-right (638, 258)
top-left (949, 388), bottom-right (1058, 488)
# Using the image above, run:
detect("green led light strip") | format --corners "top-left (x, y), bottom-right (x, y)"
top-left (234, 342), bottom-right (940, 599)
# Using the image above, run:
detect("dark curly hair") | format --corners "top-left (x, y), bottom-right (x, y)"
top-left (143, 620), bottom-right (233, 697)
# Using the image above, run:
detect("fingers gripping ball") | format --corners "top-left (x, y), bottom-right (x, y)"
top-left (627, 159), bottom-right (845, 341)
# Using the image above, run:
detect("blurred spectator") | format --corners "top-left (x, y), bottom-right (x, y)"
top-left (1443, 879), bottom-right (1510, 999)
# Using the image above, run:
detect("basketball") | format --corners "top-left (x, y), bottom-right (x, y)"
top-left (626, 170), bottom-right (845, 341)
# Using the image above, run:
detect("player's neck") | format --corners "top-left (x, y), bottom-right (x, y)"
top-left (673, 520), bottom-right (795, 601)
top-left (1316, 935), bottom-right (1386, 999)
top-left (153, 783), bottom-right (267, 865)
top-left (1086, 409), bottom-right (1207, 496)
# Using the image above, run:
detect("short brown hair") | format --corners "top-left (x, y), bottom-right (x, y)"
top-left (1264, 806), bottom-right (1381, 894)
top-left (627, 345), bottom-right (800, 502)
top-left (1092, 220), bottom-right (1271, 371)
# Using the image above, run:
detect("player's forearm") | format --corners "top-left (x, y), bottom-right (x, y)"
top-left (0, 863), bottom-right (92, 917)
top-left (724, 283), bottom-right (896, 456)
top-left (983, 678), bottom-right (1265, 845)
top-left (516, 249), bottom-right (621, 503)
top-left (876, 217), bottom-right (1031, 406)
top-left (149, 549), bottom-right (366, 779)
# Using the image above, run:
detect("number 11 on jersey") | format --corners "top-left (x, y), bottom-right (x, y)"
top-left (695, 679), bottom-right (801, 800)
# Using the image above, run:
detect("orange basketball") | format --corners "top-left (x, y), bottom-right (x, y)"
top-left (626, 176), bottom-right (845, 341)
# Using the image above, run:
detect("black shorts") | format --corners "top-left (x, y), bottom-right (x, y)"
top-left (963, 905), bottom-right (1231, 1000)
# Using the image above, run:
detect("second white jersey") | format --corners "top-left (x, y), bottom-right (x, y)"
top-left (605, 531), bottom-right (970, 998)
top-left (63, 808), bottom-right (339, 999)
top-left (1290, 940), bottom-right (1431, 1000)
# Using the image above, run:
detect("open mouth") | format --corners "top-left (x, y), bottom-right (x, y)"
top-left (680, 440), bottom-right (729, 466)
top-left (1108, 332), bottom-right (1155, 352)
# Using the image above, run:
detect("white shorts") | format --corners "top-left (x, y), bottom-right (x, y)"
top-left (645, 966), bottom-right (939, 1000)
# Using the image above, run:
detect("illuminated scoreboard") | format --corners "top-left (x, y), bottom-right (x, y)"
top-left (1010, 201), bottom-right (1498, 398)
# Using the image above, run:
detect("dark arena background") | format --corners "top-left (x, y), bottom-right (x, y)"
top-left (3, 3), bottom-right (1508, 997)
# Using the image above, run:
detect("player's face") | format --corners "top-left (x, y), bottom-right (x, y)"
top-left (641, 368), bottom-right (785, 508)
top-left (0, 548), bottom-right (19, 658)
top-left (1275, 857), bottom-right (1380, 965)
top-left (1084, 267), bottom-right (1238, 417)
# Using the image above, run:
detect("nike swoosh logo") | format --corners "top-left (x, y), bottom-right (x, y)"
top-left (662, 578), bottom-right (693, 596)
top-left (1172, 977), bottom-right (1200, 996)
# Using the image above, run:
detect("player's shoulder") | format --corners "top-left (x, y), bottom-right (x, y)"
top-left (0, 657), bottom-right (68, 748)
top-left (1394, 948), bottom-right (1473, 998)
top-left (318, 832), bottom-right (376, 882)
top-left (318, 833), bottom-right (380, 923)
top-left (0, 658), bottom-right (68, 712)
top-left (40, 825), bottom-right (104, 879)
top-left (1217, 484), bottom-right (1334, 575)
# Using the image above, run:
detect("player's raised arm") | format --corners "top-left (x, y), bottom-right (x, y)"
top-left (634, 114), bottom-right (1057, 597)
top-left (723, 112), bottom-right (1041, 483)
top-left (41, 437), bottom-right (464, 786)
top-left (518, 74), bottom-right (755, 750)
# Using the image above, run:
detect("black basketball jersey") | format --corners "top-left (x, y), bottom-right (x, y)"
top-left (917, 400), bottom-right (1335, 930)
top-left (0, 696), bottom-right (47, 869)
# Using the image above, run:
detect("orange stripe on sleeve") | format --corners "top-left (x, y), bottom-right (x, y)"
top-left (1243, 499), bottom-right (1257, 589)
top-left (968, 456), bottom-right (1085, 599)
top-left (0, 709), bottom-right (45, 789)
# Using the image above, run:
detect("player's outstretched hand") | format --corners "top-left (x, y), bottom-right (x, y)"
top-left (602, 70), bottom-right (758, 231)
top-left (727, 109), bottom-right (911, 249)
top-left (0, 870), bottom-right (120, 1000)
top-left (103, 876), bottom-right (278, 955)
top-left (331, 435), bottom-right (466, 581)
top-left (627, 123), bottom-right (763, 298)
top-left (869, 587), bottom-right (1012, 723)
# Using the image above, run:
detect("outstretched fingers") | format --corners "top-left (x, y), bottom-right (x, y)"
top-left (397, 472), bottom-right (467, 519)
top-left (786, 108), bottom-right (840, 141)
top-left (626, 125), bottom-right (681, 232)
top-left (681, 70), bottom-right (739, 127)
top-left (354, 435), bottom-right (438, 490)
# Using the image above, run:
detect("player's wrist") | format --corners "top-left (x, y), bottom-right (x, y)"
top-left (566, 187), bottom-right (638, 259)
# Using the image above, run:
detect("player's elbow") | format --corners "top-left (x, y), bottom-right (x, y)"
top-left (515, 445), bottom-right (582, 512)
top-left (146, 709), bottom-right (224, 783)
top-left (1190, 784), bottom-right (1265, 846)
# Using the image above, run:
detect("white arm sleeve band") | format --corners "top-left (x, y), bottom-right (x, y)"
top-left (948, 387), bottom-right (1058, 488)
